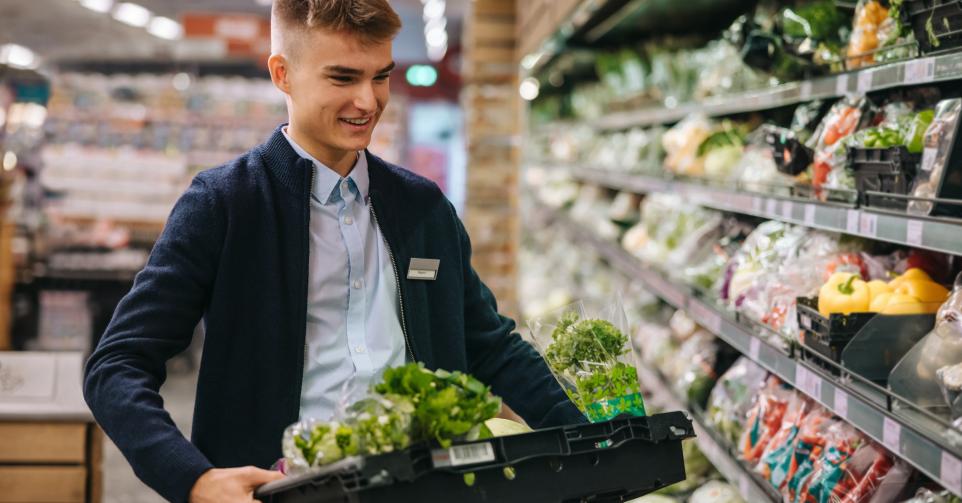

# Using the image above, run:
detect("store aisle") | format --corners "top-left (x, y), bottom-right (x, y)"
top-left (103, 359), bottom-right (198, 503)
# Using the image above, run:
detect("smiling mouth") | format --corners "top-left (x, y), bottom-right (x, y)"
top-left (340, 117), bottom-right (372, 126)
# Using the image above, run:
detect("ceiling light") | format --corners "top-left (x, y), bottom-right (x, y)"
top-left (405, 65), bottom-right (438, 87)
top-left (113, 2), bottom-right (152, 28)
top-left (427, 44), bottom-right (447, 62)
top-left (519, 78), bottom-right (540, 101)
top-left (425, 27), bottom-right (447, 48)
top-left (423, 17), bottom-right (446, 34)
top-left (172, 72), bottom-right (191, 91)
top-left (3, 152), bottom-right (16, 171)
top-left (0, 44), bottom-right (38, 70)
top-left (148, 16), bottom-right (183, 40)
top-left (80, 0), bottom-right (114, 13)
top-left (423, 0), bottom-right (445, 19)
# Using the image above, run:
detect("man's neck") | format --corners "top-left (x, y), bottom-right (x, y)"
top-left (287, 124), bottom-right (357, 177)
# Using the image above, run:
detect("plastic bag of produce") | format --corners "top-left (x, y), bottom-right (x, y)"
top-left (809, 96), bottom-right (873, 201)
top-left (889, 272), bottom-right (962, 414)
top-left (689, 480), bottom-right (745, 503)
top-left (663, 114), bottom-right (712, 177)
top-left (780, 407), bottom-right (836, 499)
top-left (846, 0), bottom-right (890, 69)
top-left (707, 357), bottom-right (769, 446)
top-left (527, 297), bottom-right (646, 422)
top-left (791, 421), bottom-right (864, 502)
top-left (909, 98), bottom-right (962, 216)
top-left (740, 376), bottom-right (794, 464)
top-left (755, 391), bottom-right (812, 488)
top-left (668, 330), bottom-right (719, 407)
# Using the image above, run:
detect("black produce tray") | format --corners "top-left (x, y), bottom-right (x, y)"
top-left (797, 296), bottom-right (877, 369)
top-left (255, 412), bottom-right (695, 503)
top-left (903, 0), bottom-right (962, 54)
top-left (849, 146), bottom-right (921, 211)
top-left (765, 128), bottom-right (814, 176)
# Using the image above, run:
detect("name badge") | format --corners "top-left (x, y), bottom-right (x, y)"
top-left (407, 258), bottom-right (440, 281)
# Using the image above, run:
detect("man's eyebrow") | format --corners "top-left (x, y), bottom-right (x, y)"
top-left (322, 62), bottom-right (396, 76)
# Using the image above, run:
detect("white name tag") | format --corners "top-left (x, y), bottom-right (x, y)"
top-left (407, 258), bottom-right (440, 281)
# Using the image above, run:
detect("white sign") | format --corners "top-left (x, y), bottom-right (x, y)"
top-left (941, 451), bottom-right (962, 495)
top-left (834, 389), bottom-right (849, 419)
top-left (766, 198), bottom-right (778, 216)
top-left (800, 81), bottom-right (813, 100)
top-left (859, 212), bottom-right (878, 237)
top-left (846, 209), bottom-right (861, 234)
top-left (836, 74), bottom-right (850, 95)
top-left (857, 70), bottom-right (874, 93)
top-left (883, 417), bottom-right (901, 453)
top-left (781, 201), bottom-right (794, 220)
top-left (804, 204), bottom-right (817, 226)
top-left (749, 337), bottom-right (761, 360)
top-left (904, 57), bottom-right (936, 85)
top-left (906, 220), bottom-right (924, 247)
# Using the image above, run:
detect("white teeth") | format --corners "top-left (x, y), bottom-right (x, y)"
top-left (342, 117), bottom-right (370, 125)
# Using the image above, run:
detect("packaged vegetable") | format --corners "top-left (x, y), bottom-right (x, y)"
top-left (741, 376), bottom-right (793, 464)
top-left (528, 298), bottom-right (645, 422)
top-left (755, 392), bottom-right (812, 488)
top-left (910, 99), bottom-right (962, 216)
top-left (689, 480), bottom-right (746, 503)
top-left (707, 357), bottom-right (769, 446)
top-left (779, 407), bottom-right (836, 499)
top-left (792, 421), bottom-right (863, 502)
top-left (846, 0), bottom-right (890, 69)
top-left (809, 97), bottom-right (872, 200)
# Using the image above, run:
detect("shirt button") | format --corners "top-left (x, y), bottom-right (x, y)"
top-left (344, 216), bottom-right (354, 225)
top-left (341, 181), bottom-right (349, 191)
top-left (355, 345), bottom-right (366, 354)
top-left (353, 279), bottom-right (362, 289)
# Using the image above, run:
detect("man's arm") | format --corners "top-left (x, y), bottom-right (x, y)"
top-left (83, 176), bottom-right (221, 502)
top-left (453, 207), bottom-right (585, 429)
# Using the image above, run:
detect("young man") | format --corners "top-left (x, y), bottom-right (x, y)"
top-left (83, 1), bottom-right (583, 502)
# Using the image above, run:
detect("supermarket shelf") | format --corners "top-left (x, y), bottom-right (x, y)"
top-left (541, 202), bottom-right (962, 497)
top-left (635, 365), bottom-right (779, 502)
top-left (559, 165), bottom-right (962, 257)
top-left (591, 51), bottom-right (962, 130)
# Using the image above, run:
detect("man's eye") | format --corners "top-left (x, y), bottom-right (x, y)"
top-left (330, 76), bottom-right (352, 83)
top-left (374, 74), bottom-right (390, 81)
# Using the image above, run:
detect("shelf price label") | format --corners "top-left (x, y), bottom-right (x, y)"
top-left (752, 197), bottom-right (763, 214)
top-left (857, 70), bottom-right (874, 93)
top-left (834, 389), bottom-right (849, 419)
top-left (804, 204), bottom-right (817, 226)
top-left (781, 201), bottom-right (794, 220)
top-left (749, 337), bottom-right (761, 360)
top-left (800, 81), bottom-right (813, 100)
top-left (796, 364), bottom-right (823, 402)
top-left (836, 74), bottom-right (850, 95)
top-left (906, 220), bottom-right (924, 247)
top-left (941, 451), bottom-right (962, 495)
top-left (883, 417), bottom-right (901, 453)
top-left (738, 475), bottom-right (752, 500)
top-left (859, 212), bottom-right (878, 237)
top-left (846, 209), bottom-right (860, 234)
top-left (766, 198), bottom-right (778, 216)
top-left (904, 57), bottom-right (936, 85)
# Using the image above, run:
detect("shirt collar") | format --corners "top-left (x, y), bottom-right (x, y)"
top-left (281, 126), bottom-right (368, 204)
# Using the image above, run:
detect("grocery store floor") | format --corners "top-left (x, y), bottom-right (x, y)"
top-left (103, 355), bottom-right (198, 503)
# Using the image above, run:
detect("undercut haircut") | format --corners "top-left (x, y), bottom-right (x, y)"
top-left (271, 0), bottom-right (402, 54)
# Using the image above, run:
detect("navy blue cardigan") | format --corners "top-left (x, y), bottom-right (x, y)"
top-left (83, 126), bottom-right (584, 502)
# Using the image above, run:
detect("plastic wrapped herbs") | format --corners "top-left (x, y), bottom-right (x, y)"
top-left (528, 298), bottom-right (646, 422)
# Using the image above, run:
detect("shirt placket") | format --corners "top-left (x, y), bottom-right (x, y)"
top-left (339, 178), bottom-right (373, 374)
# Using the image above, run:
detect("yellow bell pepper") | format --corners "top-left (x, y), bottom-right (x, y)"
top-left (880, 293), bottom-right (935, 315)
top-left (889, 268), bottom-right (933, 289)
top-left (894, 280), bottom-right (949, 304)
top-left (819, 272), bottom-right (870, 316)
top-left (867, 280), bottom-right (892, 300)
top-left (869, 292), bottom-right (892, 313)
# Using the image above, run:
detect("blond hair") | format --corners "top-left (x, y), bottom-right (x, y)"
top-left (271, 0), bottom-right (402, 56)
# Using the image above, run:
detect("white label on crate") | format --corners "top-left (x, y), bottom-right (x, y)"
top-left (800, 81), bottom-right (813, 100)
top-left (941, 451), bottom-right (962, 495)
top-left (781, 201), bottom-right (794, 220)
top-left (846, 209), bottom-right (861, 234)
top-left (883, 417), bottom-right (901, 453)
top-left (922, 147), bottom-right (938, 172)
top-left (836, 74), bottom-right (850, 95)
top-left (432, 442), bottom-right (496, 468)
top-left (752, 197), bottom-right (763, 214)
top-left (857, 70), bottom-right (874, 93)
top-left (904, 57), bottom-right (936, 85)
top-left (766, 198), bottom-right (778, 216)
top-left (750, 337), bottom-right (761, 360)
top-left (834, 389), bottom-right (849, 419)
top-left (804, 204), bottom-right (817, 226)
top-left (906, 220), bottom-right (924, 247)
top-left (860, 212), bottom-right (878, 237)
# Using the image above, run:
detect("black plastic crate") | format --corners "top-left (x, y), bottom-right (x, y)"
top-left (765, 128), bottom-right (814, 176)
top-left (797, 296), bottom-right (877, 367)
top-left (255, 412), bottom-right (694, 503)
top-left (849, 146), bottom-right (921, 210)
top-left (903, 0), bottom-right (962, 54)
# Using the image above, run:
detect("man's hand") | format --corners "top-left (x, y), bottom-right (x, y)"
top-left (189, 466), bottom-right (285, 503)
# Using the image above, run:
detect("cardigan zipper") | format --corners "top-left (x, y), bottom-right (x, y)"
top-left (369, 197), bottom-right (416, 362)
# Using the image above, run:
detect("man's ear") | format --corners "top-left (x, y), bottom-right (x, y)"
top-left (268, 53), bottom-right (291, 94)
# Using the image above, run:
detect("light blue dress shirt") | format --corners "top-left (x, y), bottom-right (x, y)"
top-left (282, 128), bottom-right (406, 421)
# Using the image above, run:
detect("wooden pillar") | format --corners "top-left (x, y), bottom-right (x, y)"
top-left (462, 0), bottom-right (521, 321)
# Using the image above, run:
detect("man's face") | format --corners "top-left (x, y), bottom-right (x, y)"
top-left (278, 28), bottom-right (394, 156)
